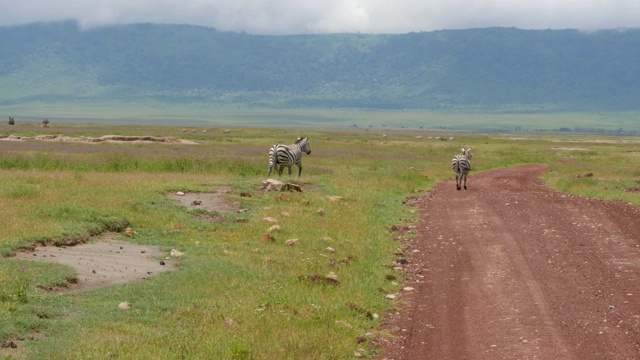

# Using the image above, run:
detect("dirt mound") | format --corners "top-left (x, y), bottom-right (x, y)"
top-left (379, 164), bottom-right (640, 360)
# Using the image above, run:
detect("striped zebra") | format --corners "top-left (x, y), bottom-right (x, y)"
top-left (452, 147), bottom-right (472, 190)
top-left (268, 137), bottom-right (312, 177)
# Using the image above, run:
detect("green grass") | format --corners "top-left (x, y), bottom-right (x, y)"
top-left (0, 123), bottom-right (638, 359)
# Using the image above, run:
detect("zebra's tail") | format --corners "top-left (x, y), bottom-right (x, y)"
top-left (268, 144), bottom-right (278, 176)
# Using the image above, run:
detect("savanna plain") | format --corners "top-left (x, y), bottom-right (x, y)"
top-left (1, 119), bottom-right (639, 359)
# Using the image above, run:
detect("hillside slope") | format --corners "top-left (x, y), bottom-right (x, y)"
top-left (1, 22), bottom-right (639, 111)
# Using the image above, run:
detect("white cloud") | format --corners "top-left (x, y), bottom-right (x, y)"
top-left (0, 0), bottom-right (639, 34)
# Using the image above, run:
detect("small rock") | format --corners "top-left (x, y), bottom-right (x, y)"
top-left (261, 179), bottom-right (286, 192)
top-left (118, 302), bottom-right (131, 310)
top-left (335, 320), bottom-right (352, 328)
top-left (125, 227), bottom-right (137, 238)
top-left (159, 261), bottom-right (166, 265)
top-left (326, 247), bottom-right (335, 253)
top-left (170, 249), bottom-right (184, 257)
top-left (261, 233), bottom-right (275, 242)
top-left (262, 217), bottom-right (278, 223)
top-left (284, 239), bottom-right (299, 246)
top-left (403, 287), bottom-right (415, 291)
top-left (317, 208), bottom-right (326, 216)
top-left (385, 294), bottom-right (396, 300)
top-left (176, 191), bottom-right (185, 196)
top-left (326, 271), bottom-right (338, 280)
top-left (267, 225), bottom-right (281, 233)
top-left (192, 199), bottom-right (202, 206)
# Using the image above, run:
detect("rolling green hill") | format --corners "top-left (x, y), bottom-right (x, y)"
top-left (1, 21), bottom-right (640, 112)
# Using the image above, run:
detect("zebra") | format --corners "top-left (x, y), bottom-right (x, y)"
top-left (8, 116), bottom-right (14, 125)
top-left (268, 137), bottom-right (311, 177)
top-left (452, 147), bottom-right (472, 190)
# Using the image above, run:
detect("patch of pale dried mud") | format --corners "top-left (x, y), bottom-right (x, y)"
top-left (168, 186), bottom-right (243, 213)
top-left (11, 186), bottom-right (242, 293)
top-left (13, 234), bottom-right (174, 293)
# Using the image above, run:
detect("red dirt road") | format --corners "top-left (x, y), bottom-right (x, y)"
top-left (380, 164), bottom-right (640, 360)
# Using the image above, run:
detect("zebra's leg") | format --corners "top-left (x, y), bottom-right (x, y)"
top-left (456, 173), bottom-right (461, 190)
top-left (268, 165), bottom-right (273, 177)
top-left (278, 166), bottom-right (284, 176)
top-left (297, 164), bottom-right (302, 177)
top-left (287, 166), bottom-right (293, 175)
top-left (463, 173), bottom-right (467, 190)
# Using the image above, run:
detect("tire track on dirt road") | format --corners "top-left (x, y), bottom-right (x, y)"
top-left (380, 164), bottom-right (640, 360)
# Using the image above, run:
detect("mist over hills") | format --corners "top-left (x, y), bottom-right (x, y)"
top-left (1, 21), bottom-right (639, 112)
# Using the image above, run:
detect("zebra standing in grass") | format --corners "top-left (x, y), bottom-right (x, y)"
top-left (452, 147), bottom-right (472, 190)
top-left (268, 137), bottom-right (312, 177)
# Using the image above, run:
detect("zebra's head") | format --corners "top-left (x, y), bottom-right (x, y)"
top-left (462, 148), bottom-right (472, 159)
top-left (296, 137), bottom-right (311, 154)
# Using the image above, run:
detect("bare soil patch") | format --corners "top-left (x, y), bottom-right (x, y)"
top-left (9, 187), bottom-right (241, 294)
top-left (13, 234), bottom-right (174, 293)
top-left (379, 164), bottom-right (640, 360)
top-left (169, 186), bottom-right (242, 213)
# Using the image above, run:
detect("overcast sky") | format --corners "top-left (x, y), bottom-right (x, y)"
top-left (1, 0), bottom-right (639, 35)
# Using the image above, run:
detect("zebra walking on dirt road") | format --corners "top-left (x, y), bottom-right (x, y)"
top-left (452, 147), bottom-right (472, 190)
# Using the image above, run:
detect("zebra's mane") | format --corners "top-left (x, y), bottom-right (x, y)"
top-left (295, 137), bottom-right (307, 144)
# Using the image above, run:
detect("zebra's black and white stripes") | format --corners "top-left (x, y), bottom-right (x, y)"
top-left (452, 147), bottom-right (472, 190)
top-left (268, 137), bottom-right (312, 177)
